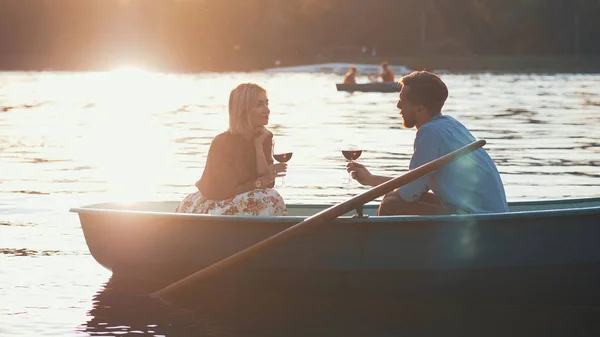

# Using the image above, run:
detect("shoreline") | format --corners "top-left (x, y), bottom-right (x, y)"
top-left (1, 55), bottom-right (599, 74)
top-left (304, 55), bottom-right (600, 74)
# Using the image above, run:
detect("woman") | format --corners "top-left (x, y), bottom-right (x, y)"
top-left (343, 67), bottom-right (357, 84)
top-left (175, 83), bottom-right (288, 216)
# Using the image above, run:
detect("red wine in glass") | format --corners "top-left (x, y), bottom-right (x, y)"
top-left (273, 152), bottom-right (292, 186)
top-left (342, 149), bottom-right (363, 183)
top-left (342, 150), bottom-right (362, 161)
top-left (273, 152), bottom-right (293, 163)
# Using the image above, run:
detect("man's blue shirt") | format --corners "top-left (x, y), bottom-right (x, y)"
top-left (398, 114), bottom-right (509, 213)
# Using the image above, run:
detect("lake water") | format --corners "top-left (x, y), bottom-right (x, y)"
top-left (1, 70), bottom-right (600, 336)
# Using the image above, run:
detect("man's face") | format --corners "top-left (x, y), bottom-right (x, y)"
top-left (397, 86), bottom-right (417, 128)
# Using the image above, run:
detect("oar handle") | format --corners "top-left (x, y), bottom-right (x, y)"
top-left (154, 139), bottom-right (486, 299)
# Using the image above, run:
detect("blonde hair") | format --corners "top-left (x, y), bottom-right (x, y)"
top-left (228, 83), bottom-right (267, 135)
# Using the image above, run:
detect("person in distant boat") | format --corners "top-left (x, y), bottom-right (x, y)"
top-left (175, 83), bottom-right (288, 216)
top-left (347, 71), bottom-right (508, 215)
top-left (343, 67), bottom-right (357, 84)
top-left (379, 61), bottom-right (395, 82)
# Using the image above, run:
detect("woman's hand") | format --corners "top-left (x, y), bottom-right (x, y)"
top-left (346, 161), bottom-right (373, 186)
top-left (258, 163), bottom-right (287, 186)
top-left (254, 127), bottom-right (273, 146)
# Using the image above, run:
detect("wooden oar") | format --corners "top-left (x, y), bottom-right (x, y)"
top-left (153, 139), bottom-right (486, 300)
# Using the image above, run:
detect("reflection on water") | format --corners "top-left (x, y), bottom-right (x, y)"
top-left (1, 71), bottom-right (600, 336)
top-left (84, 278), bottom-right (198, 336)
top-left (84, 276), bottom-right (600, 337)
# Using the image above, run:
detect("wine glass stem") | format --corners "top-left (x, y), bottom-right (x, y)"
top-left (348, 159), bottom-right (353, 183)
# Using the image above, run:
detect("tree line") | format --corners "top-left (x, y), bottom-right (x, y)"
top-left (0, 0), bottom-right (598, 72)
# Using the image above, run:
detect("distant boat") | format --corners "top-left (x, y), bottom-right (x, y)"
top-left (336, 82), bottom-right (401, 93)
top-left (264, 62), bottom-right (411, 75)
top-left (71, 197), bottom-right (600, 303)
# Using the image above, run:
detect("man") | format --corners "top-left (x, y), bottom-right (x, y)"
top-left (379, 61), bottom-right (395, 82)
top-left (347, 71), bottom-right (508, 215)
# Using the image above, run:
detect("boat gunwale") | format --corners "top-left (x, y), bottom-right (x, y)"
top-left (69, 196), bottom-right (600, 224)
top-left (336, 82), bottom-right (401, 93)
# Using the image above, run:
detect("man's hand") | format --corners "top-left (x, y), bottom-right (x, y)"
top-left (346, 161), bottom-right (374, 186)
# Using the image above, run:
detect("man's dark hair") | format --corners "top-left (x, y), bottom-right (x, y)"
top-left (400, 71), bottom-right (448, 113)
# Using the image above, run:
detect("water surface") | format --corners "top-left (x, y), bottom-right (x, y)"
top-left (1, 70), bottom-right (599, 336)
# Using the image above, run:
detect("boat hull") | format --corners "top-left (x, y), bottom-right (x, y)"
top-left (336, 82), bottom-right (401, 92)
top-left (112, 262), bottom-right (600, 305)
top-left (74, 199), bottom-right (600, 303)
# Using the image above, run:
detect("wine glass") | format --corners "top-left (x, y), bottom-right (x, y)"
top-left (272, 139), bottom-right (293, 187)
top-left (342, 145), bottom-right (363, 183)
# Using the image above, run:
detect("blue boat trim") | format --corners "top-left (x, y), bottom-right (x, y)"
top-left (69, 196), bottom-right (600, 223)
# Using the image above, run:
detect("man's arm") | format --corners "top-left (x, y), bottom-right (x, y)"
top-left (364, 174), bottom-right (393, 187)
top-left (397, 128), bottom-right (441, 202)
top-left (347, 162), bottom-right (393, 186)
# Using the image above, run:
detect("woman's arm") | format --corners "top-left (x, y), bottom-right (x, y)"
top-left (261, 136), bottom-right (277, 188)
top-left (198, 132), bottom-right (279, 200)
top-left (254, 128), bottom-right (272, 176)
top-left (196, 135), bottom-right (238, 200)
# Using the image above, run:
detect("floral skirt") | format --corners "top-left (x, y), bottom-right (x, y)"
top-left (175, 189), bottom-right (288, 216)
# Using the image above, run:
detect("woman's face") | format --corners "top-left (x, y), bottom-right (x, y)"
top-left (248, 92), bottom-right (270, 128)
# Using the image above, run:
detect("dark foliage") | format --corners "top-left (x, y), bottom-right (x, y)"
top-left (1, 0), bottom-right (598, 71)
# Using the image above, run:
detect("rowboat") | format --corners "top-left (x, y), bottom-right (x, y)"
top-left (336, 82), bottom-right (401, 93)
top-left (71, 197), bottom-right (600, 304)
top-left (264, 62), bottom-right (412, 75)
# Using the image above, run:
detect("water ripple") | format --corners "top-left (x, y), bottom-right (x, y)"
top-left (0, 221), bottom-right (38, 227)
top-left (0, 248), bottom-right (63, 256)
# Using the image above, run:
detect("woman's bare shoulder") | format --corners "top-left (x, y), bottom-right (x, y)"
top-left (211, 130), bottom-right (235, 144)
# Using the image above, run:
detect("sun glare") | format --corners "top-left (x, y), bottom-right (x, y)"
top-left (110, 65), bottom-right (150, 76)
